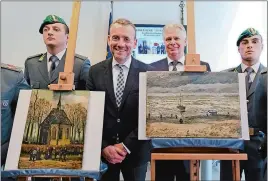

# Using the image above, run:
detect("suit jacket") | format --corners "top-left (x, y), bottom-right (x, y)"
top-left (225, 64), bottom-right (266, 130)
top-left (149, 57), bottom-right (211, 71)
top-left (225, 64), bottom-right (267, 168)
top-left (253, 68), bottom-right (267, 134)
top-left (1, 63), bottom-right (30, 166)
top-left (24, 51), bottom-right (90, 90)
top-left (254, 69), bottom-right (267, 161)
top-left (86, 57), bottom-right (152, 166)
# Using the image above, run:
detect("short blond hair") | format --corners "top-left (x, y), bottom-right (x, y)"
top-left (163, 23), bottom-right (187, 39)
top-left (110, 18), bottom-right (136, 38)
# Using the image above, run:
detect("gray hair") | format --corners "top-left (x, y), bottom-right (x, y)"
top-left (163, 23), bottom-right (187, 39)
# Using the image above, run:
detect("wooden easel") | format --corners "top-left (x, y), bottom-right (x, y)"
top-left (184, 1), bottom-right (206, 72)
top-left (48, 0), bottom-right (80, 91)
top-left (151, 147), bottom-right (247, 181)
top-left (17, 1), bottom-right (94, 181)
top-left (151, 1), bottom-right (248, 181)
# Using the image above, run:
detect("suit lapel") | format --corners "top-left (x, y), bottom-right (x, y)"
top-left (50, 52), bottom-right (66, 83)
top-left (236, 65), bottom-right (242, 73)
top-left (247, 64), bottom-right (264, 97)
top-left (104, 58), bottom-right (117, 109)
top-left (37, 53), bottom-right (50, 84)
top-left (163, 58), bottom-right (169, 71)
top-left (119, 58), bottom-right (139, 111)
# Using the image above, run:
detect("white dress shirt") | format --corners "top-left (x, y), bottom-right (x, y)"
top-left (112, 56), bottom-right (132, 154)
top-left (241, 62), bottom-right (260, 82)
top-left (47, 48), bottom-right (66, 72)
top-left (167, 55), bottom-right (185, 71)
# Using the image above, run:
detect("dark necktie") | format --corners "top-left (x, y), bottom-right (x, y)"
top-left (171, 61), bottom-right (181, 71)
top-left (49, 55), bottom-right (59, 72)
top-left (245, 67), bottom-right (254, 92)
top-left (115, 64), bottom-right (125, 107)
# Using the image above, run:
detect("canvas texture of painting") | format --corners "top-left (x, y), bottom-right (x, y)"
top-left (18, 90), bottom-right (89, 169)
top-left (146, 71), bottom-right (242, 138)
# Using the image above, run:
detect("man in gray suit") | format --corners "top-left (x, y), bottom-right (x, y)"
top-left (24, 15), bottom-right (90, 90)
top-left (220, 28), bottom-right (267, 181)
top-left (150, 23), bottom-right (211, 181)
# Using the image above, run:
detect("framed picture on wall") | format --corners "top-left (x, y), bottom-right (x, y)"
top-left (133, 24), bottom-right (187, 64)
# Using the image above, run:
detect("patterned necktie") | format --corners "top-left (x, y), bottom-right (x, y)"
top-left (115, 64), bottom-right (125, 107)
top-left (245, 67), bottom-right (254, 91)
top-left (171, 61), bottom-right (181, 71)
top-left (49, 55), bottom-right (59, 73)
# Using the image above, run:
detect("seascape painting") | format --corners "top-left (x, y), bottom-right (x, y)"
top-left (146, 72), bottom-right (242, 138)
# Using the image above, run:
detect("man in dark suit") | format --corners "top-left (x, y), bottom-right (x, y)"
top-left (150, 23), bottom-right (211, 181)
top-left (24, 15), bottom-right (90, 90)
top-left (220, 28), bottom-right (267, 181)
top-left (86, 18), bottom-right (152, 181)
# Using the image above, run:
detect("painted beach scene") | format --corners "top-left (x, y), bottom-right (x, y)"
top-left (146, 71), bottom-right (242, 138)
top-left (18, 90), bottom-right (89, 169)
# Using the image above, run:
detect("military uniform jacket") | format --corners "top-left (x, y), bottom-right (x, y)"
top-left (224, 64), bottom-right (267, 168)
top-left (253, 69), bottom-right (267, 134)
top-left (24, 51), bottom-right (91, 90)
top-left (224, 64), bottom-right (266, 130)
top-left (1, 63), bottom-right (30, 165)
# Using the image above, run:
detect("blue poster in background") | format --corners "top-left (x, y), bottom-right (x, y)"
top-left (133, 24), bottom-right (187, 64)
top-left (133, 24), bottom-right (166, 64)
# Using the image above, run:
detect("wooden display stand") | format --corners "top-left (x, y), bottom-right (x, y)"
top-left (48, 0), bottom-right (80, 91)
top-left (184, 1), bottom-right (206, 72)
top-left (18, 176), bottom-right (93, 181)
top-left (151, 1), bottom-right (248, 181)
top-left (17, 1), bottom-right (93, 181)
top-left (151, 148), bottom-right (247, 181)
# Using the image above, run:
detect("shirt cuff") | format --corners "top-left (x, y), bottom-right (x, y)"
top-left (122, 143), bottom-right (131, 154)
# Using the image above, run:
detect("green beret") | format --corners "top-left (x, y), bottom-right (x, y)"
top-left (236, 28), bottom-right (261, 46)
top-left (39, 15), bottom-right (68, 34)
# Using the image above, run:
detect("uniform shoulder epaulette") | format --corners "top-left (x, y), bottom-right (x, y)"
top-left (261, 68), bottom-right (267, 74)
top-left (75, 54), bottom-right (88, 61)
top-left (221, 67), bottom-right (236, 72)
top-left (26, 53), bottom-right (44, 60)
top-left (1, 63), bottom-right (22, 72)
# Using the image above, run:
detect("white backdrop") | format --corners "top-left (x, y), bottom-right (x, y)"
top-left (1, 1), bottom-right (267, 71)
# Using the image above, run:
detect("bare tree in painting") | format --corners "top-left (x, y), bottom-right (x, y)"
top-left (64, 103), bottom-right (87, 143)
top-left (64, 104), bottom-right (77, 142)
top-left (25, 90), bottom-right (39, 143)
top-left (24, 90), bottom-right (52, 143)
top-left (35, 98), bottom-right (51, 143)
top-left (79, 105), bottom-right (87, 143)
top-left (75, 103), bottom-right (87, 143)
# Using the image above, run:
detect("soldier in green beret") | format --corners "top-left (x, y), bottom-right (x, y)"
top-left (220, 28), bottom-right (267, 181)
top-left (24, 15), bottom-right (91, 90)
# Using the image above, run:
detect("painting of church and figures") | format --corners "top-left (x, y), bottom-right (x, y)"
top-left (18, 90), bottom-right (89, 169)
top-left (146, 71), bottom-right (242, 138)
